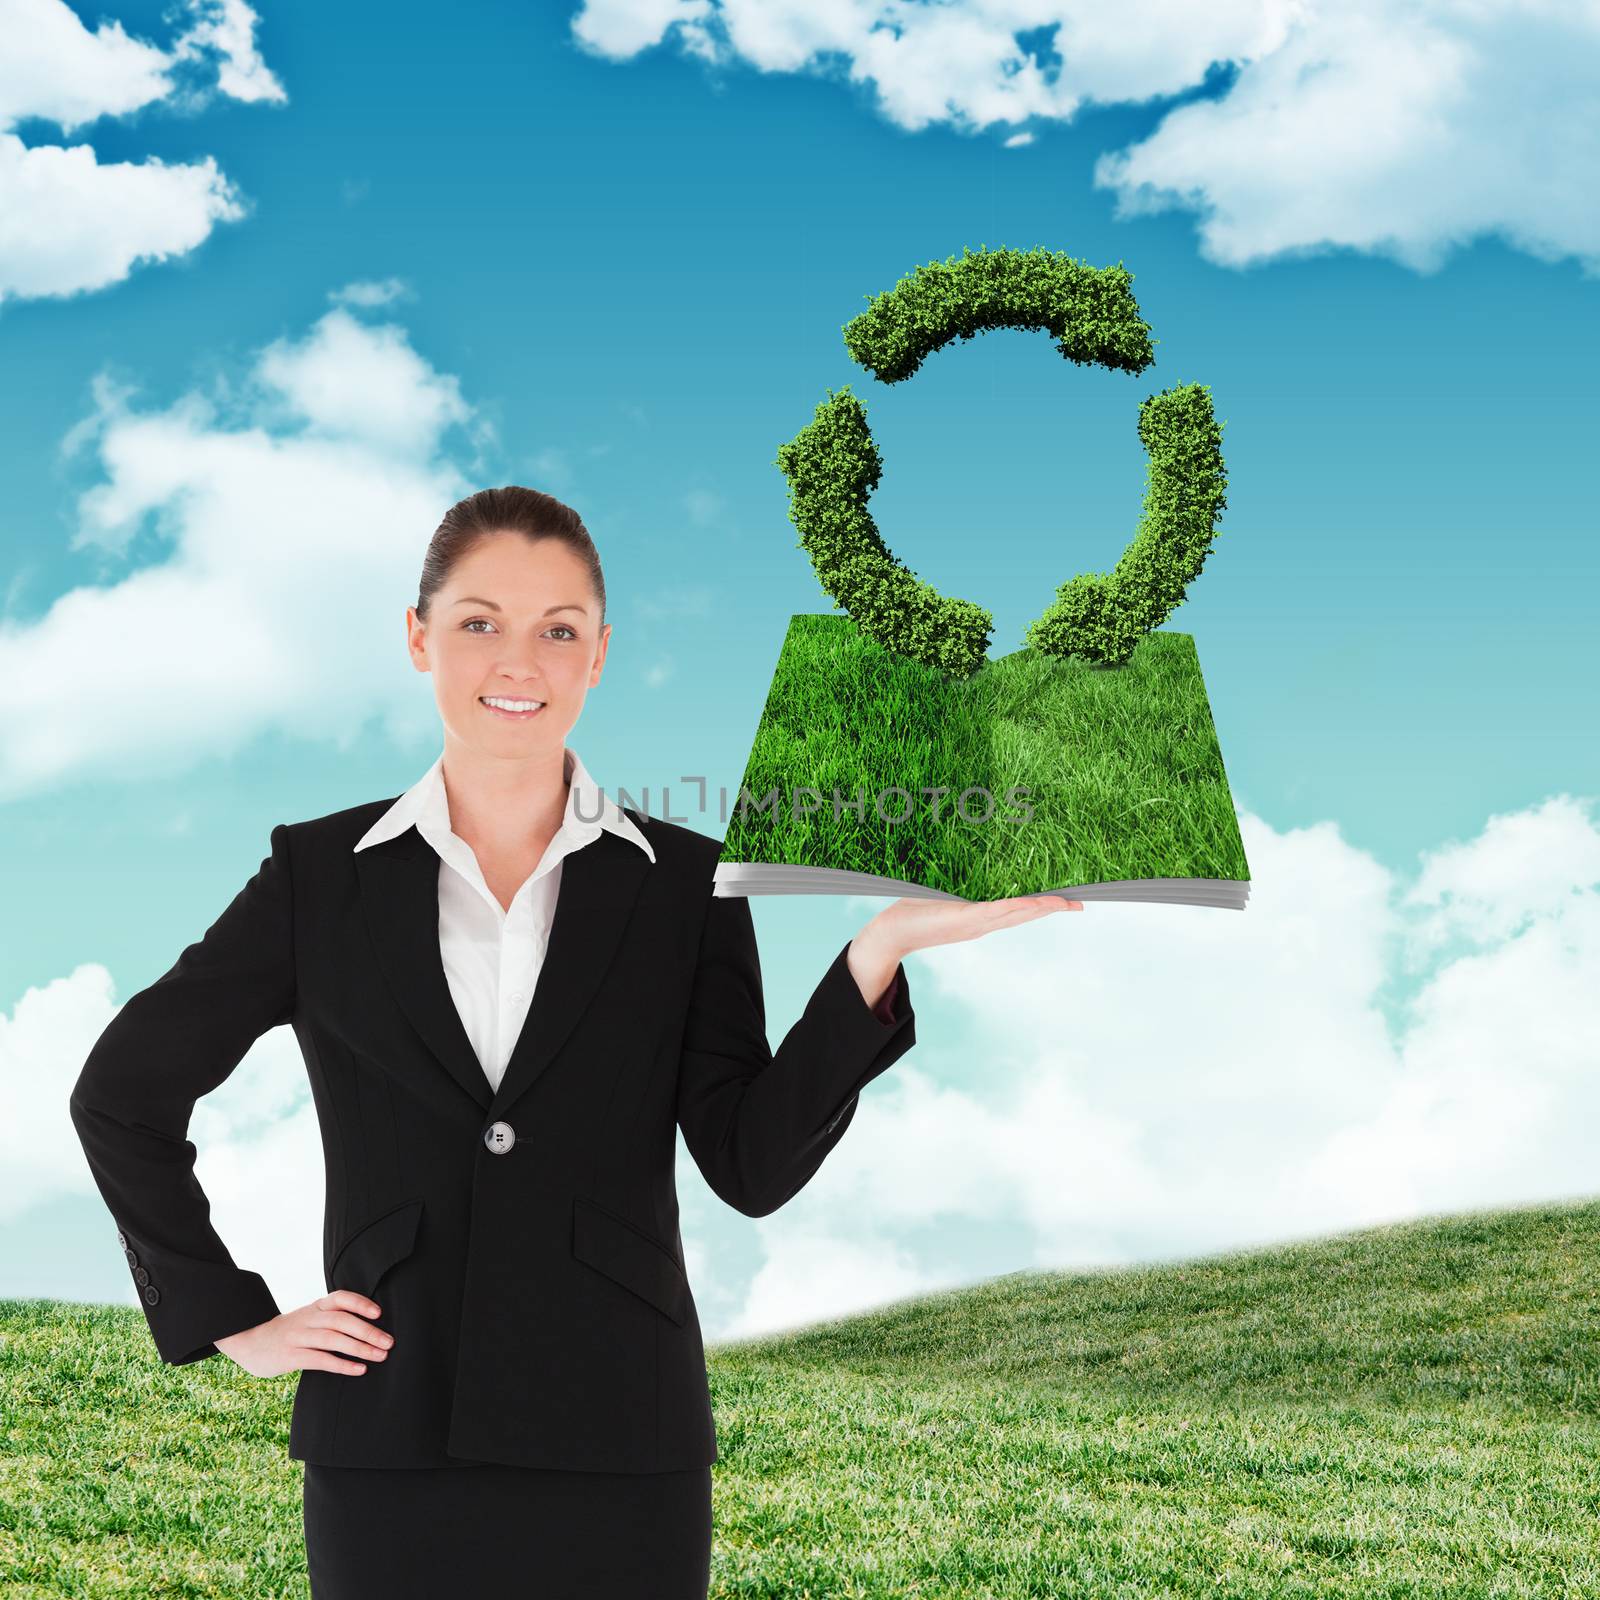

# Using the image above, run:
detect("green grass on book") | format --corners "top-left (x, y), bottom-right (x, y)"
top-left (715, 614), bottom-right (1252, 907)
top-left (6, 1198), bottom-right (1597, 1596)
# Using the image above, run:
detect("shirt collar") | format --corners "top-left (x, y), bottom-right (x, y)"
top-left (353, 745), bottom-right (655, 863)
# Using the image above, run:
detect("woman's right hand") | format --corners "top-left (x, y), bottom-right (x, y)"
top-left (214, 1290), bottom-right (394, 1379)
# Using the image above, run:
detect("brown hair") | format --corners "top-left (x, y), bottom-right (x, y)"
top-left (416, 486), bottom-right (607, 627)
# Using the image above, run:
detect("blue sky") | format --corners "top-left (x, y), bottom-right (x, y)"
top-left (4, 0), bottom-right (1598, 1341)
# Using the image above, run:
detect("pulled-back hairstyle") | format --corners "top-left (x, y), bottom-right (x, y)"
top-left (416, 486), bottom-right (607, 628)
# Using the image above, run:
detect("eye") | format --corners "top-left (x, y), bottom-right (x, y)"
top-left (462, 619), bottom-right (579, 640)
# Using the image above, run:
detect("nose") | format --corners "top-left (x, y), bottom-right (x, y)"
top-left (491, 655), bottom-right (546, 691)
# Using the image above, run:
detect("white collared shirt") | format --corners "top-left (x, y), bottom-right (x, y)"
top-left (353, 745), bottom-right (655, 1092)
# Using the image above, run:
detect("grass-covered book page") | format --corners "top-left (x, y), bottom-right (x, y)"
top-left (714, 614), bottom-right (1250, 908)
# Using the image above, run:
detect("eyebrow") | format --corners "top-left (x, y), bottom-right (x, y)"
top-left (450, 597), bottom-right (590, 616)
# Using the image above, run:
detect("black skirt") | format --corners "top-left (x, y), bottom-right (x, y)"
top-left (302, 1459), bottom-right (713, 1599)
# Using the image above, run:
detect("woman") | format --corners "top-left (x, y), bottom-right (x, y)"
top-left (68, 485), bottom-right (1082, 1598)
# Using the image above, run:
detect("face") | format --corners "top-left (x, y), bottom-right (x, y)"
top-left (407, 532), bottom-right (610, 762)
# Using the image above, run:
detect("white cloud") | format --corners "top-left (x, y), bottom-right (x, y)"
top-left (1, 965), bottom-right (124, 1223)
top-left (573, 0), bottom-right (713, 61)
top-left (728, 1226), bottom-right (933, 1338)
top-left (1401, 794), bottom-right (1600, 952)
top-left (0, 134), bottom-right (245, 302)
top-left (0, 0), bottom-right (285, 304)
top-left (169, 0), bottom-right (286, 107)
top-left (3, 957), bottom-right (326, 1314)
top-left (254, 305), bottom-right (471, 457)
top-left (0, 300), bottom-right (481, 799)
top-left (329, 277), bottom-right (412, 309)
top-left (571, 0), bottom-right (1600, 276)
top-left (0, 0), bottom-right (285, 130)
top-left (717, 798), bottom-right (1600, 1338)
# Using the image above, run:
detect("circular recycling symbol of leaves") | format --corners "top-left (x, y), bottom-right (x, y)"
top-left (774, 245), bottom-right (1229, 677)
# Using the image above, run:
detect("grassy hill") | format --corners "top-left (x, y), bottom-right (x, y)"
top-left (4, 1198), bottom-right (1598, 1597)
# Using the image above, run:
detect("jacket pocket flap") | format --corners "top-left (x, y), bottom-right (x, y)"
top-left (572, 1195), bottom-right (688, 1326)
top-left (331, 1197), bottom-right (424, 1299)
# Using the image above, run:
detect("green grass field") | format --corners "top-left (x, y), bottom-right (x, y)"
top-left (5, 1197), bottom-right (1597, 1597)
top-left (718, 614), bottom-right (1251, 901)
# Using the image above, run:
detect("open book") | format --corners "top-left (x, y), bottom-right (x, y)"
top-left (712, 616), bottom-right (1250, 910)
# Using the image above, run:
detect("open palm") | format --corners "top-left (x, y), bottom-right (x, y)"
top-left (874, 893), bottom-right (1084, 957)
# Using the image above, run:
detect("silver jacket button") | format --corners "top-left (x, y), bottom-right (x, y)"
top-left (483, 1120), bottom-right (516, 1154)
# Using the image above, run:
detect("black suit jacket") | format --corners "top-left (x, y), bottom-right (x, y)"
top-left (68, 798), bottom-right (917, 1472)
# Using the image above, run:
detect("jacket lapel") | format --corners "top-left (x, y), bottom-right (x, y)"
top-left (354, 819), bottom-right (652, 1119)
top-left (488, 825), bottom-right (651, 1120)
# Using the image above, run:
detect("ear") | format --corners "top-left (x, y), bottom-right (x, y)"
top-left (406, 606), bottom-right (430, 671)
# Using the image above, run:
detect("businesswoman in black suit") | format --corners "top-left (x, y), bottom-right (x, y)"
top-left (69, 484), bottom-right (1081, 1598)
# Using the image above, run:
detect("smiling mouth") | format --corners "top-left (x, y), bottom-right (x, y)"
top-left (479, 696), bottom-right (546, 719)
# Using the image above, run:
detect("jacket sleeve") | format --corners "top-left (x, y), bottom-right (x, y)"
top-left (675, 893), bottom-right (915, 1219)
top-left (870, 968), bottom-right (903, 1025)
top-left (68, 823), bottom-right (295, 1366)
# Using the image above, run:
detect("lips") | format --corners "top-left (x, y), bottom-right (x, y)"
top-left (479, 696), bottom-right (545, 720)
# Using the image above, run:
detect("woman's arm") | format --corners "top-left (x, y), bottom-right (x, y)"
top-left (849, 927), bottom-right (904, 1022)
top-left (674, 894), bottom-right (915, 1219)
top-left (68, 824), bottom-right (295, 1365)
